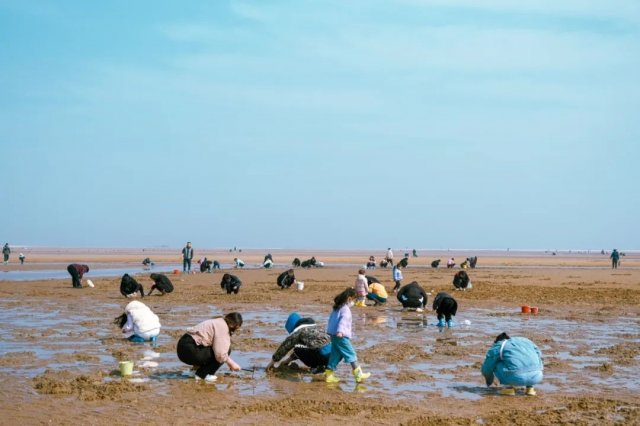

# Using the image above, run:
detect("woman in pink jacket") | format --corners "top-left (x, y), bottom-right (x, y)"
top-left (177, 313), bottom-right (243, 382)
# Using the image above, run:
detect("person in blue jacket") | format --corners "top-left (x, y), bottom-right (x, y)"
top-left (481, 332), bottom-right (543, 396)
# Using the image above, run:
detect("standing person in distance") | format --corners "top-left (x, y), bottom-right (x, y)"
top-left (610, 249), bottom-right (620, 269)
top-left (182, 242), bottom-right (194, 273)
top-left (385, 248), bottom-right (394, 267)
top-left (2, 243), bottom-right (10, 264)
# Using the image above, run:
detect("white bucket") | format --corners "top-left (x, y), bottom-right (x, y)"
top-left (87, 279), bottom-right (95, 288)
top-left (296, 281), bottom-right (304, 291)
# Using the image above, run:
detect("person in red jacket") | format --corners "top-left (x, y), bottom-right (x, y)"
top-left (67, 264), bottom-right (90, 288)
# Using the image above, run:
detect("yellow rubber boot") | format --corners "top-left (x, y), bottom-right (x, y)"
top-left (353, 366), bottom-right (371, 383)
top-left (324, 369), bottom-right (340, 383)
top-left (498, 386), bottom-right (516, 396)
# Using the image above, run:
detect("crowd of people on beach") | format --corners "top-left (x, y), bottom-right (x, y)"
top-left (10, 242), bottom-right (628, 396)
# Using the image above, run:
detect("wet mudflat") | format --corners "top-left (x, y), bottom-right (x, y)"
top-left (0, 254), bottom-right (639, 425)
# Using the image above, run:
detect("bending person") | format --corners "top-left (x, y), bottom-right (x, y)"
top-left (432, 292), bottom-right (457, 327)
top-left (265, 312), bottom-right (332, 374)
top-left (120, 273), bottom-right (144, 298)
top-left (67, 264), bottom-right (90, 288)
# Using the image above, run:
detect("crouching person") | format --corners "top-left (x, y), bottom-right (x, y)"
top-left (453, 270), bottom-right (472, 290)
top-left (366, 280), bottom-right (388, 306)
top-left (177, 313), bottom-right (243, 382)
top-left (265, 312), bottom-right (332, 374)
top-left (432, 292), bottom-right (457, 328)
top-left (148, 273), bottom-right (174, 296)
top-left (277, 269), bottom-right (296, 289)
top-left (221, 273), bottom-right (242, 294)
top-left (114, 301), bottom-right (161, 343)
top-left (481, 333), bottom-right (543, 396)
top-left (397, 281), bottom-right (428, 312)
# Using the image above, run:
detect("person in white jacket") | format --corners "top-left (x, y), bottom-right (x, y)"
top-left (114, 301), bottom-right (161, 343)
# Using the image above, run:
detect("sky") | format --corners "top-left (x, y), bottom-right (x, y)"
top-left (1, 0), bottom-right (639, 250)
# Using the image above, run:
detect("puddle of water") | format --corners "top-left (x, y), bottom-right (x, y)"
top-left (0, 301), bottom-right (638, 400)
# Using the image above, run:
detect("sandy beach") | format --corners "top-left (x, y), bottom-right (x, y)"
top-left (0, 248), bottom-right (638, 425)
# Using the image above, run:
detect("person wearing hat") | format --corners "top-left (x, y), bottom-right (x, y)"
top-left (265, 312), bottom-right (332, 374)
top-left (481, 332), bottom-right (543, 396)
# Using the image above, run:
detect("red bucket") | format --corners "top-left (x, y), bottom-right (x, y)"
top-left (173, 269), bottom-right (180, 275)
top-left (530, 306), bottom-right (539, 315)
top-left (521, 305), bottom-right (531, 314)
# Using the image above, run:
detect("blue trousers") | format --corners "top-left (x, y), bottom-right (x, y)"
top-left (327, 335), bottom-right (357, 370)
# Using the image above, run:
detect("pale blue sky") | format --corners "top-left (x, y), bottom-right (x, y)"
top-left (1, 0), bottom-right (638, 250)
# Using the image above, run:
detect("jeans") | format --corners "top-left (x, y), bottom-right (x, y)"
top-left (366, 293), bottom-right (387, 304)
top-left (183, 258), bottom-right (192, 272)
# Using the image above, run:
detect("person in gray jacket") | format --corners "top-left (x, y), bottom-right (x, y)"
top-left (265, 312), bottom-right (332, 374)
top-left (481, 332), bottom-right (543, 396)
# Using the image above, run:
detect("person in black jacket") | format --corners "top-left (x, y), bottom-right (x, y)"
top-left (120, 273), bottom-right (144, 298)
top-left (432, 292), bottom-right (458, 328)
top-left (397, 281), bottom-right (428, 312)
top-left (200, 258), bottom-right (213, 273)
top-left (221, 273), bottom-right (242, 294)
top-left (277, 269), bottom-right (296, 289)
top-left (148, 273), bottom-right (174, 296)
top-left (453, 270), bottom-right (471, 290)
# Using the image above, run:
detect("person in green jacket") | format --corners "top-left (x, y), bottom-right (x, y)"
top-left (610, 249), bottom-right (620, 269)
